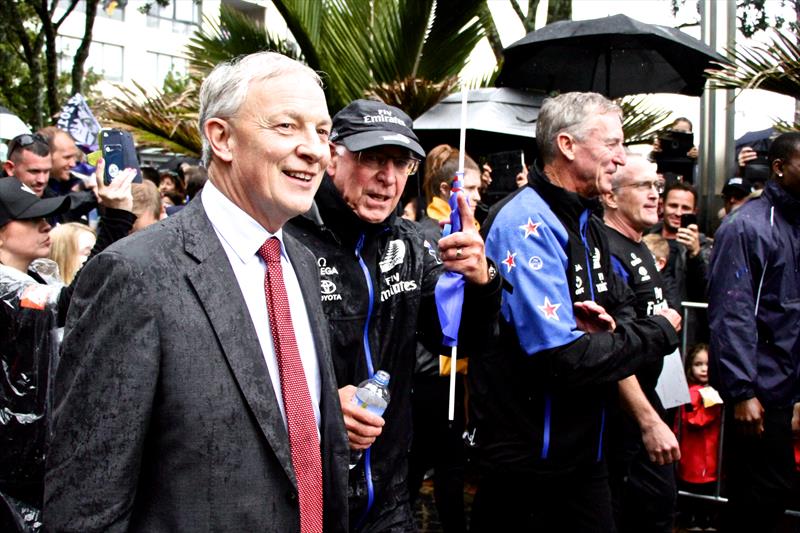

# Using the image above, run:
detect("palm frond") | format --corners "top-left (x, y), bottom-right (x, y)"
top-left (619, 96), bottom-right (672, 145)
top-left (707, 29), bottom-right (800, 98)
top-left (364, 75), bottom-right (458, 119)
top-left (100, 81), bottom-right (201, 156)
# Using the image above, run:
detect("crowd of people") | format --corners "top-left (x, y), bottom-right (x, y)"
top-left (1, 50), bottom-right (798, 533)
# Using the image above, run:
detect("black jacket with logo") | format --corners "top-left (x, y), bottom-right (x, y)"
top-left (287, 177), bottom-right (501, 531)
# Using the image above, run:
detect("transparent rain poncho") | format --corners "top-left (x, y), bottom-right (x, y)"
top-left (1, 260), bottom-right (64, 532)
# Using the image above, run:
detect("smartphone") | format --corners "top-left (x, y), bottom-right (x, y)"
top-left (680, 213), bottom-right (698, 228)
top-left (100, 129), bottom-right (143, 185)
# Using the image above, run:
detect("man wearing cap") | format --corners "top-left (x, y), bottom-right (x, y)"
top-left (721, 176), bottom-right (753, 216)
top-left (287, 99), bottom-right (501, 532)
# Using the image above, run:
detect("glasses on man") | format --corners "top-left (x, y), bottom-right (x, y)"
top-left (7, 133), bottom-right (46, 158)
top-left (355, 149), bottom-right (420, 176)
top-left (613, 179), bottom-right (665, 195)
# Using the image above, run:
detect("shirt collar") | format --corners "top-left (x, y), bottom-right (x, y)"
top-left (202, 180), bottom-right (285, 264)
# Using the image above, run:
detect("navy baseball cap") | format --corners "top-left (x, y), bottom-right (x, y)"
top-left (330, 99), bottom-right (425, 159)
top-left (721, 176), bottom-right (753, 198)
top-left (0, 177), bottom-right (70, 227)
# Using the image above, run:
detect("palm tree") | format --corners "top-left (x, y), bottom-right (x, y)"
top-left (707, 29), bottom-right (800, 99)
top-left (103, 0), bottom-right (487, 155)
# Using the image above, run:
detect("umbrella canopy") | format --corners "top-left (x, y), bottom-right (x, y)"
top-left (413, 88), bottom-right (543, 158)
top-left (497, 14), bottom-right (726, 98)
top-left (0, 106), bottom-right (31, 140)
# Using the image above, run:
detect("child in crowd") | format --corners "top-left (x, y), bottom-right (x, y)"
top-left (676, 343), bottom-right (723, 531)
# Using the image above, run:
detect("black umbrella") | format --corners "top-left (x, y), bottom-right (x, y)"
top-left (497, 14), bottom-right (727, 98)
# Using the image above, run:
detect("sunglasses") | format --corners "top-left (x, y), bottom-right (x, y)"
top-left (7, 133), bottom-right (47, 158)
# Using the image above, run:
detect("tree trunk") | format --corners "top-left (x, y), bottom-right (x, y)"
top-left (524, 0), bottom-right (540, 32)
top-left (546, 0), bottom-right (572, 25)
top-left (72, 0), bottom-right (99, 95)
top-left (4, 0), bottom-right (46, 128)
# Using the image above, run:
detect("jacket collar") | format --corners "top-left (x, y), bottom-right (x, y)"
top-left (530, 162), bottom-right (601, 227)
top-left (764, 179), bottom-right (800, 224)
top-left (301, 175), bottom-right (394, 246)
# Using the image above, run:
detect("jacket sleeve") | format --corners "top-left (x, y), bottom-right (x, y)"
top-left (56, 208), bottom-right (137, 326)
top-left (484, 210), bottom-right (678, 389)
top-left (44, 251), bottom-right (159, 533)
top-left (707, 216), bottom-right (763, 402)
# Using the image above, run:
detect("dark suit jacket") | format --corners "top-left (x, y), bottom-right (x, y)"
top-left (43, 196), bottom-right (349, 532)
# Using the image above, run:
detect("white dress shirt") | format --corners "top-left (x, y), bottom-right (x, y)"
top-left (202, 181), bottom-right (321, 432)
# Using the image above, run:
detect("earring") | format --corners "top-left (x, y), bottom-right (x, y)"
top-left (778, 173), bottom-right (783, 177)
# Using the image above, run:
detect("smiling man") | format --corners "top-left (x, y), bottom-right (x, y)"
top-left (45, 52), bottom-right (349, 532)
top-left (602, 155), bottom-right (683, 532)
top-left (474, 93), bottom-right (681, 531)
top-left (2, 133), bottom-right (52, 197)
top-left (287, 99), bottom-right (501, 532)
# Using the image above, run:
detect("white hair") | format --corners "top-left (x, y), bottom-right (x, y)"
top-left (198, 52), bottom-right (323, 166)
top-left (535, 92), bottom-right (622, 164)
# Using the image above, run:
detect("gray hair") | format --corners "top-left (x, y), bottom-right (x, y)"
top-left (535, 92), bottom-right (623, 164)
top-left (609, 151), bottom-right (653, 190)
top-left (198, 52), bottom-right (323, 166)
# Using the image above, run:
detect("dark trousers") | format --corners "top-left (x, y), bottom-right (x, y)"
top-left (408, 375), bottom-right (466, 533)
top-left (470, 461), bottom-right (616, 532)
top-left (721, 405), bottom-right (795, 533)
top-left (609, 423), bottom-right (677, 532)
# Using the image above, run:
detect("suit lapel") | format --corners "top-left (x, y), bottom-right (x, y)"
top-left (181, 198), bottom-right (297, 489)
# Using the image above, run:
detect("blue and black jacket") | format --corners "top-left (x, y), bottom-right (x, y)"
top-left (471, 164), bottom-right (679, 473)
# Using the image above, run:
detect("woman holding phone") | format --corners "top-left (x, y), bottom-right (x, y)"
top-left (0, 161), bottom-right (136, 531)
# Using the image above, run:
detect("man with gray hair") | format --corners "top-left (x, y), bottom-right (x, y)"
top-left (44, 51), bottom-right (349, 532)
top-left (471, 92), bottom-right (681, 530)
top-left (601, 155), bottom-right (682, 532)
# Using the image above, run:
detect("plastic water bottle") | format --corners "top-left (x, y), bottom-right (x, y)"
top-left (349, 370), bottom-right (391, 470)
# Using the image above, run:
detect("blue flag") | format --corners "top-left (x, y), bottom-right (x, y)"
top-left (435, 172), bottom-right (466, 347)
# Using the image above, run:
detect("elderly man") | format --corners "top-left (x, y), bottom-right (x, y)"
top-left (602, 155), bottom-right (682, 532)
top-left (2, 133), bottom-right (52, 196)
top-left (287, 99), bottom-right (501, 532)
top-left (44, 52), bottom-right (349, 532)
top-left (472, 92), bottom-right (681, 531)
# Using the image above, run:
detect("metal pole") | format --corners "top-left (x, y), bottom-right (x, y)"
top-left (699, 0), bottom-right (736, 236)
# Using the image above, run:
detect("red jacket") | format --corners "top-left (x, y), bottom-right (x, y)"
top-left (677, 384), bottom-right (722, 484)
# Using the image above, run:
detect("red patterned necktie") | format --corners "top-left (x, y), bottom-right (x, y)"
top-left (258, 237), bottom-right (324, 533)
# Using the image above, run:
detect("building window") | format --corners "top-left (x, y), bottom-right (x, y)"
top-left (146, 1), bottom-right (202, 35)
top-left (57, 36), bottom-right (124, 82)
top-left (59, 0), bottom-right (125, 21)
top-left (147, 52), bottom-right (188, 87)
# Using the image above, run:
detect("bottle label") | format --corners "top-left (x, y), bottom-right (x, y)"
top-left (354, 400), bottom-right (386, 417)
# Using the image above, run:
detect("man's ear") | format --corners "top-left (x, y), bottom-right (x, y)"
top-left (204, 118), bottom-right (233, 163)
top-left (772, 158), bottom-right (784, 177)
top-left (601, 189), bottom-right (617, 210)
top-left (439, 181), bottom-right (451, 198)
top-left (556, 132), bottom-right (576, 161)
top-left (2, 160), bottom-right (15, 176)
top-left (327, 144), bottom-right (339, 177)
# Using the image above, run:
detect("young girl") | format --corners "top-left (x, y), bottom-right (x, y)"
top-left (676, 343), bottom-right (723, 529)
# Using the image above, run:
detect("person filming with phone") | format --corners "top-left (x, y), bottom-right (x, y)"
top-left (647, 181), bottom-right (711, 310)
top-left (0, 159), bottom-right (136, 530)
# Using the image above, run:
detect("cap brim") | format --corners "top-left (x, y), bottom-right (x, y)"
top-left (16, 195), bottom-right (72, 221)
top-left (339, 130), bottom-right (426, 159)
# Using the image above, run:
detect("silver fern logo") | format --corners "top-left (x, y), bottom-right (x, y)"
top-left (379, 240), bottom-right (406, 273)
